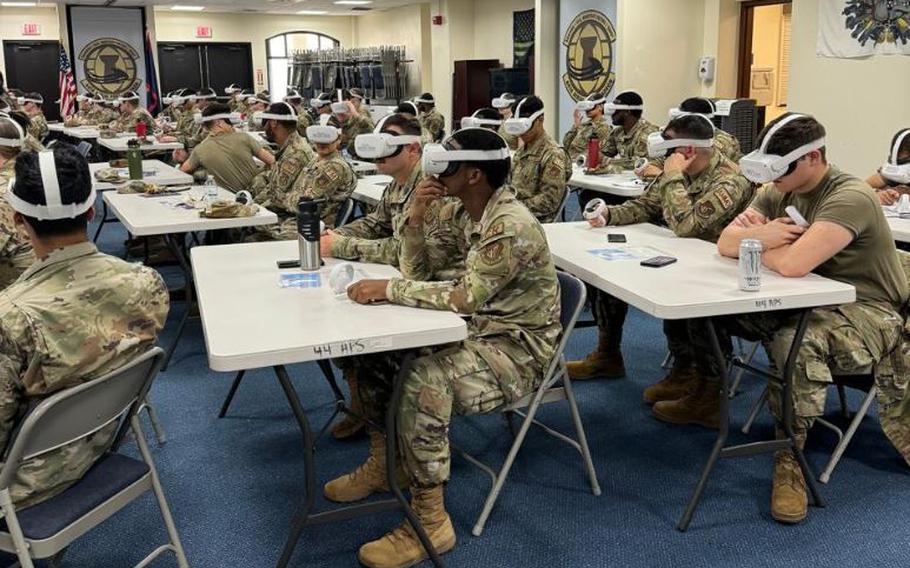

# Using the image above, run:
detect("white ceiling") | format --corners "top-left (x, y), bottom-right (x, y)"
top-left (31, 0), bottom-right (426, 17)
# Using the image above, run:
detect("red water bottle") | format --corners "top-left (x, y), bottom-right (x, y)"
top-left (135, 122), bottom-right (147, 137)
top-left (587, 136), bottom-right (600, 169)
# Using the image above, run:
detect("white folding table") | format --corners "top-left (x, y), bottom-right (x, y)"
top-left (568, 165), bottom-right (648, 198)
top-left (104, 187), bottom-right (277, 370)
top-left (47, 122), bottom-right (65, 133)
top-left (191, 241), bottom-right (466, 568)
top-left (98, 136), bottom-right (184, 153)
top-left (352, 174), bottom-right (392, 207)
top-left (883, 206), bottom-right (910, 243)
top-left (544, 222), bottom-right (856, 530)
top-left (62, 126), bottom-right (103, 139)
top-left (350, 160), bottom-right (378, 175)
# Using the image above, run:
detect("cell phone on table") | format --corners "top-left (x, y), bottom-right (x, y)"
top-left (640, 256), bottom-right (677, 268)
top-left (277, 259), bottom-right (325, 269)
top-left (607, 234), bottom-right (627, 243)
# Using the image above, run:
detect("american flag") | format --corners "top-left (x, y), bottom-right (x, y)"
top-left (58, 44), bottom-right (78, 118)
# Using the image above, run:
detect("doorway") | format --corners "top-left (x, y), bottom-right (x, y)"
top-left (737, 0), bottom-right (792, 129)
top-left (2, 40), bottom-right (62, 122)
top-left (157, 42), bottom-right (253, 97)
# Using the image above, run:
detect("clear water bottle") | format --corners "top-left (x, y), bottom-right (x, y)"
top-left (204, 175), bottom-right (218, 213)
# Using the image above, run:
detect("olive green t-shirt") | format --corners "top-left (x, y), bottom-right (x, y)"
top-left (185, 130), bottom-right (262, 193)
top-left (750, 167), bottom-right (908, 308)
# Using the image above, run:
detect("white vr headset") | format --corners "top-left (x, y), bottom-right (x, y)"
top-left (668, 107), bottom-right (714, 120)
top-left (117, 93), bottom-right (140, 104)
top-left (194, 112), bottom-right (243, 125)
top-left (413, 96), bottom-right (434, 105)
top-left (422, 131), bottom-right (511, 177)
top-left (0, 115), bottom-right (25, 147)
top-left (6, 151), bottom-right (96, 220)
top-left (224, 85), bottom-right (241, 94)
top-left (491, 95), bottom-right (514, 110)
top-left (604, 102), bottom-right (643, 115)
top-left (646, 131), bottom-right (714, 158)
top-left (307, 114), bottom-right (341, 144)
top-left (503, 98), bottom-right (544, 136)
top-left (252, 102), bottom-right (298, 128)
top-left (17, 96), bottom-right (43, 106)
top-left (459, 112), bottom-right (502, 130)
top-left (576, 97), bottom-right (607, 113)
top-left (738, 113), bottom-right (825, 184)
top-left (330, 90), bottom-right (350, 115)
top-left (355, 116), bottom-right (421, 159)
top-left (311, 97), bottom-right (331, 109)
top-left (881, 129), bottom-right (910, 184)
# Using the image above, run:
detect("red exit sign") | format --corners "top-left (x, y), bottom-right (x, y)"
top-left (22, 23), bottom-right (41, 36)
top-left (195, 26), bottom-right (212, 38)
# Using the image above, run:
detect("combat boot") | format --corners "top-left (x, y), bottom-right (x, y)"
top-left (323, 431), bottom-right (408, 503)
top-left (331, 372), bottom-right (366, 440)
top-left (771, 450), bottom-right (808, 524)
top-left (566, 331), bottom-right (625, 380)
top-left (651, 376), bottom-right (721, 429)
top-left (358, 485), bottom-right (456, 568)
top-left (642, 366), bottom-right (699, 404)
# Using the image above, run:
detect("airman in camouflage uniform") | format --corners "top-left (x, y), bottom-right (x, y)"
top-left (339, 111), bottom-right (374, 158)
top-left (26, 111), bottom-right (48, 142)
top-left (249, 129), bottom-right (315, 234)
top-left (326, 164), bottom-right (561, 567)
top-left (283, 151), bottom-right (356, 231)
top-left (648, 129), bottom-right (742, 172)
top-left (0, 148), bottom-right (35, 287)
top-left (511, 129), bottom-right (570, 223)
top-left (587, 115), bottom-right (659, 174)
top-left (418, 108), bottom-right (445, 143)
top-left (562, 93), bottom-right (613, 161)
top-left (569, 115), bottom-right (753, 384)
top-left (110, 106), bottom-right (155, 134)
top-left (0, 242), bottom-right (169, 508)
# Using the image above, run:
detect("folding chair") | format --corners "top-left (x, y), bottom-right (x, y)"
top-left (455, 271), bottom-right (601, 536)
top-left (0, 347), bottom-right (189, 568)
top-left (740, 369), bottom-right (876, 484)
top-left (75, 141), bottom-right (92, 158)
top-left (335, 197), bottom-right (356, 227)
top-left (554, 189), bottom-right (572, 223)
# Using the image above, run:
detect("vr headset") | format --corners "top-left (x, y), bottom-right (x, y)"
top-left (252, 102), bottom-right (298, 128)
top-left (422, 130), bottom-right (511, 177)
top-left (491, 95), bottom-right (515, 110)
top-left (17, 95), bottom-right (43, 106)
top-left (459, 111), bottom-right (502, 130)
top-left (738, 113), bottom-right (825, 184)
top-left (413, 96), bottom-right (434, 105)
top-left (6, 150), bottom-right (96, 220)
top-left (604, 101), bottom-right (643, 115)
top-left (881, 129), bottom-right (910, 185)
top-left (503, 98), bottom-right (543, 137)
top-left (0, 115), bottom-right (25, 148)
top-left (576, 96), bottom-right (607, 113)
top-left (194, 112), bottom-right (242, 126)
top-left (354, 117), bottom-right (421, 160)
top-left (311, 96), bottom-right (331, 110)
top-left (224, 84), bottom-right (242, 95)
top-left (307, 114), bottom-right (341, 144)
top-left (646, 131), bottom-right (714, 158)
top-left (117, 92), bottom-right (140, 104)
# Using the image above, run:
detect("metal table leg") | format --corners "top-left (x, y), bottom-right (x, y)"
top-left (274, 353), bottom-right (445, 568)
top-left (677, 310), bottom-right (823, 531)
top-left (161, 233), bottom-right (194, 371)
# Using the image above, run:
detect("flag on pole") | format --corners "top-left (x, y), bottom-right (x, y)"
top-left (144, 28), bottom-right (161, 116)
top-left (58, 44), bottom-right (78, 119)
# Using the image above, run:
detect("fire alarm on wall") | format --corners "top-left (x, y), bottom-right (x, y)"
top-left (432, 15), bottom-right (443, 25)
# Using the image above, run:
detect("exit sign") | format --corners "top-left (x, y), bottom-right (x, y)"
top-left (195, 26), bottom-right (212, 38)
top-left (22, 23), bottom-right (41, 36)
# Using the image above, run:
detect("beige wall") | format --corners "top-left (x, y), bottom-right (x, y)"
top-left (0, 7), bottom-right (61, 82)
top-left (153, 11), bottom-right (355, 92)
top-left (700, 0), bottom-right (740, 98)
top-left (473, 0), bottom-right (535, 66)
top-left (789, 0), bottom-right (910, 176)
top-left (352, 4), bottom-right (430, 96)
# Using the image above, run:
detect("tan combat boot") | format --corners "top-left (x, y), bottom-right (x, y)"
top-left (331, 371), bottom-right (366, 440)
top-left (566, 331), bottom-right (625, 380)
top-left (642, 366), bottom-right (699, 404)
top-left (771, 450), bottom-right (808, 524)
top-left (651, 376), bottom-right (721, 429)
top-left (358, 485), bottom-right (457, 568)
top-left (323, 431), bottom-right (408, 503)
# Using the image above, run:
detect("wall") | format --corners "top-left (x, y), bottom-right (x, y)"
top-left (352, 4), bottom-right (430, 97)
top-left (0, 6), bottom-right (61, 81)
top-left (788, 0), bottom-right (910, 176)
top-left (472, 0), bottom-right (535, 66)
top-left (700, 0), bottom-right (740, 98)
top-left (153, 10), bottom-right (355, 92)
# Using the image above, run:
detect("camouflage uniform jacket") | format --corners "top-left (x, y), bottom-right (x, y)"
top-left (511, 132), bottom-right (570, 223)
top-left (110, 108), bottom-right (155, 133)
top-left (278, 151), bottom-right (356, 234)
top-left (648, 129), bottom-right (743, 172)
top-left (228, 98), bottom-right (247, 114)
top-left (607, 152), bottom-right (754, 241)
top-left (22, 134), bottom-right (45, 153)
top-left (63, 108), bottom-right (94, 127)
top-left (562, 116), bottom-right (613, 160)
top-left (0, 242), bottom-right (169, 508)
top-left (0, 159), bottom-right (36, 288)
top-left (251, 132), bottom-right (315, 209)
top-left (590, 118), bottom-right (659, 174)
top-left (419, 109), bottom-right (445, 142)
top-left (296, 111), bottom-right (313, 138)
top-left (331, 162), bottom-right (422, 264)
top-left (358, 106), bottom-right (374, 124)
top-left (27, 113), bottom-right (48, 142)
top-left (176, 108), bottom-right (205, 149)
top-left (498, 124), bottom-right (519, 151)
top-left (388, 185), bottom-right (562, 384)
top-left (341, 113), bottom-right (375, 158)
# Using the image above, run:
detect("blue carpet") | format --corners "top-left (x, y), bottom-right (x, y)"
top-left (21, 209), bottom-right (910, 567)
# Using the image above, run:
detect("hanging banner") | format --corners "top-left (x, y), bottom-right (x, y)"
top-left (559, 0), bottom-right (619, 141)
top-left (69, 6), bottom-right (148, 105)
top-left (817, 0), bottom-right (910, 58)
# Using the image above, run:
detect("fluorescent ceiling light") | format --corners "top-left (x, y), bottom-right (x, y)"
top-left (2, 2), bottom-right (38, 6)
top-left (171, 5), bottom-right (205, 11)
top-left (334, 1), bottom-right (372, 5)
top-left (297, 10), bottom-right (328, 15)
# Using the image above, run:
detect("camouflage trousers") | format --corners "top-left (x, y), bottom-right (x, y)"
top-left (350, 340), bottom-right (539, 487)
top-left (592, 289), bottom-right (693, 367)
top-left (689, 302), bottom-right (904, 446)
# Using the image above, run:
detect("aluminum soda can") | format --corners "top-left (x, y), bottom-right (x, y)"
top-left (739, 239), bottom-right (762, 292)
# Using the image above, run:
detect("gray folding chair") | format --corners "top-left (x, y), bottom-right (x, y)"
top-left (740, 368), bottom-right (876, 484)
top-left (0, 347), bottom-right (189, 568)
top-left (75, 141), bottom-right (92, 158)
top-left (455, 271), bottom-right (601, 536)
top-left (335, 197), bottom-right (356, 227)
top-left (554, 189), bottom-right (572, 223)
